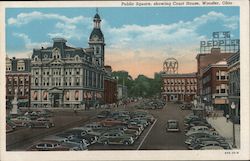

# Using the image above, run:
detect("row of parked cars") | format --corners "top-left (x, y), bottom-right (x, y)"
top-left (136, 99), bottom-right (166, 110)
top-left (184, 114), bottom-right (231, 150)
top-left (6, 109), bottom-right (54, 133)
top-left (26, 110), bottom-right (155, 151)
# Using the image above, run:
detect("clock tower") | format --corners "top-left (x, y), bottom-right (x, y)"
top-left (89, 9), bottom-right (105, 67)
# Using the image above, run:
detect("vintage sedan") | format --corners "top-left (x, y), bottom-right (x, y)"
top-left (166, 120), bottom-right (180, 132)
top-left (99, 118), bottom-right (127, 127)
top-left (11, 116), bottom-right (32, 127)
top-left (27, 140), bottom-right (76, 151)
top-left (27, 117), bottom-right (54, 128)
top-left (98, 131), bottom-right (134, 145)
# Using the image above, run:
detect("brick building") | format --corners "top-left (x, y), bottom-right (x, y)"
top-left (196, 48), bottom-right (234, 97)
top-left (201, 60), bottom-right (229, 112)
top-left (227, 51), bottom-right (240, 123)
top-left (6, 56), bottom-right (31, 107)
top-left (161, 73), bottom-right (197, 102)
top-left (104, 66), bottom-right (117, 104)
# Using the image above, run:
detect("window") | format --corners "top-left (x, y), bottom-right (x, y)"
top-left (76, 78), bottom-right (80, 86)
top-left (96, 47), bottom-right (100, 54)
top-left (14, 78), bottom-right (18, 85)
top-left (35, 78), bottom-right (38, 86)
top-left (221, 89), bottom-right (226, 93)
top-left (220, 71), bottom-right (227, 80)
top-left (75, 91), bottom-right (79, 100)
top-left (76, 69), bottom-right (80, 75)
top-left (216, 86), bottom-right (220, 93)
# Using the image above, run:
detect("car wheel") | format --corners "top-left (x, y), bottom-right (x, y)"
top-left (46, 124), bottom-right (50, 128)
top-left (28, 124), bottom-right (32, 128)
top-left (104, 141), bottom-right (108, 145)
top-left (124, 141), bottom-right (129, 145)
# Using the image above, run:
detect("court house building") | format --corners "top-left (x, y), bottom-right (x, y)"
top-left (30, 12), bottom-right (106, 108)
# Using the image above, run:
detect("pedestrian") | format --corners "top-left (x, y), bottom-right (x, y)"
top-left (74, 108), bottom-right (77, 115)
top-left (226, 114), bottom-right (229, 122)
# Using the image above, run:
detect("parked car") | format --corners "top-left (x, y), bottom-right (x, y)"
top-left (65, 137), bottom-right (90, 148)
top-left (131, 118), bottom-right (149, 127)
top-left (72, 127), bottom-right (107, 136)
top-left (11, 116), bottom-right (32, 127)
top-left (6, 119), bottom-right (16, 129)
top-left (62, 129), bottom-right (98, 144)
top-left (188, 140), bottom-right (221, 150)
top-left (200, 145), bottom-right (224, 150)
top-left (27, 117), bottom-right (54, 128)
top-left (99, 118), bottom-right (127, 127)
top-left (166, 120), bottom-right (180, 132)
top-left (185, 132), bottom-right (216, 145)
top-left (24, 111), bottom-right (40, 120)
top-left (97, 111), bottom-right (111, 118)
top-left (84, 123), bottom-right (104, 130)
top-left (98, 131), bottom-right (134, 145)
top-left (185, 121), bottom-right (213, 132)
top-left (186, 130), bottom-right (219, 137)
top-left (185, 126), bottom-right (210, 136)
top-left (27, 140), bottom-right (76, 151)
top-left (184, 117), bottom-right (207, 126)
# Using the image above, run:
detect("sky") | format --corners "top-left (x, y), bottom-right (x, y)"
top-left (5, 7), bottom-right (239, 78)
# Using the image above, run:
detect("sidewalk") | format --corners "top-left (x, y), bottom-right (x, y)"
top-left (206, 116), bottom-right (240, 149)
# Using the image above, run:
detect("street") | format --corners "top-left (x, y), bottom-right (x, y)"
top-left (6, 101), bottom-right (191, 151)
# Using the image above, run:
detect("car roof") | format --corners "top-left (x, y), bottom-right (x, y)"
top-left (168, 120), bottom-right (178, 122)
top-left (191, 126), bottom-right (209, 128)
top-left (201, 141), bottom-right (219, 144)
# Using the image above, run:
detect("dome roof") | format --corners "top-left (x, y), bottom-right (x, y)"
top-left (89, 28), bottom-right (104, 41)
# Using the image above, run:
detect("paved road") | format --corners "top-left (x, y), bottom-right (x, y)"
top-left (6, 101), bottom-right (191, 151)
top-left (139, 102), bottom-right (191, 150)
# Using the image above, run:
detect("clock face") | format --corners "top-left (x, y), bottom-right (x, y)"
top-left (93, 35), bottom-right (99, 40)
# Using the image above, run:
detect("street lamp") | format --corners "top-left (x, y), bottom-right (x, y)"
top-left (203, 97), bottom-right (207, 118)
top-left (231, 102), bottom-right (237, 148)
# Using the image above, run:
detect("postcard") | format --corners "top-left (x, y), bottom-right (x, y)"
top-left (0, 0), bottom-right (249, 161)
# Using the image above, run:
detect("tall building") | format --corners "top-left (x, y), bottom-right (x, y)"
top-left (6, 56), bottom-right (31, 107)
top-left (30, 11), bottom-right (106, 108)
top-left (227, 51), bottom-right (240, 123)
top-left (201, 60), bottom-right (229, 112)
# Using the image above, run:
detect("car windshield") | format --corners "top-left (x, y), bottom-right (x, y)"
top-left (168, 122), bottom-right (177, 128)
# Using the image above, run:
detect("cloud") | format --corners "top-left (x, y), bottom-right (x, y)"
top-left (105, 11), bottom-right (238, 51)
top-left (13, 32), bottom-right (50, 50)
top-left (8, 11), bottom-right (92, 41)
top-left (104, 11), bottom-right (238, 78)
top-left (8, 10), bottom-right (239, 78)
top-left (8, 11), bottom-right (86, 26)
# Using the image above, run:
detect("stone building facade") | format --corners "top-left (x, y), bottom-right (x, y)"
top-left (6, 56), bottom-right (31, 107)
top-left (30, 12), bottom-right (106, 108)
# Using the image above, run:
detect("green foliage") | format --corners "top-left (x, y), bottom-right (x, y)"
top-left (112, 71), bottom-right (162, 98)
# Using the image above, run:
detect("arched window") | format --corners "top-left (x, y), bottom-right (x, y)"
top-left (96, 47), bottom-right (100, 54)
